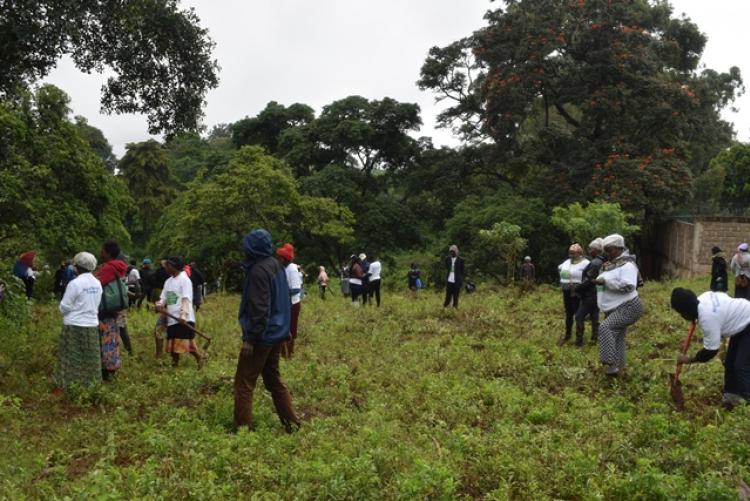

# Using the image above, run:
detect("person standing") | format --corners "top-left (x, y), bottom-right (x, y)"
top-left (156, 256), bottom-right (204, 368)
top-left (730, 243), bottom-right (750, 300)
top-left (407, 263), bottom-right (421, 292)
top-left (138, 258), bottom-right (154, 309)
top-left (595, 234), bottom-right (644, 376)
top-left (368, 255), bottom-right (382, 307)
top-left (96, 241), bottom-right (127, 380)
top-left (521, 256), bottom-right (536, 287)
top-left (671, 288), bottom-right (750, 409)
top-left (340, 262), bottom-right (351, 297)
top-left (53, 252), bottom-right (103, 391)
top-left (126, 259), bottom-right (142, 307)
top-left (317, 266), bottom-right (330, 299)
top-left (53, 261), bottom-right (68, 299)
top-left (359, 253), bottom-right (370, 306)
top-left (710, 246), bottom-right (728, 293)
top-left (574, 239), bottom-right (604, 345)
top-left (558, 244), bottom-right (589, 344)
top-left (444, 245), bottom-right (465, 308)
top-left (276, 243), bottom-right (301, 358)
top-left (234, 229), bottom-right (300, 432)
top-left (348, 255), bottom-right (365, 305)
top-left (189, 261), bottom-right (206, 312)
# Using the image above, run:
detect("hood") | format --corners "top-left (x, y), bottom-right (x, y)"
top-left (105, 258), bottom-right (128, 276)
top-left (242, 229), bottom-right (273, 266)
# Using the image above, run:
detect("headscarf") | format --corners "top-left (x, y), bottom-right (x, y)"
top-left (73, 252), bottom-right (97, 272)
top-left (524, 256), bottom-right (531, 262)
top-left (589, 238), bottom-right (604, 252)
top-left (603, 233), bottom-right (625, 249)
top-left (449, 245), bottom-right (459, 255)
top-left (276, 243), bottom-right (295, 262)
top-left (359, 253), bottom-right (367, 261)
top-left (739, 243), bottom-right (749, 252)
top-left (670, 287), bottom-right (699, 321)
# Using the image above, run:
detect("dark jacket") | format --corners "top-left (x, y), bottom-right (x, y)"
top-left (711, 255), bottom-right (728, 292)
top-left (444, 255), bottom-right (465, 286)
top-left (238, 229), bottom-right (291, 346)
top-left (577, 255), bottom-right (604, 301)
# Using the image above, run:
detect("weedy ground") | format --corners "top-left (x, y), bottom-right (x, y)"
top-left (0, 277), bottom-right (748, 499)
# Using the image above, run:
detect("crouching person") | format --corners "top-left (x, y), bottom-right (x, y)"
top-left (671, 288), bottom-right (750, 409)
top-left (234, 229), bottom-right (300, 432)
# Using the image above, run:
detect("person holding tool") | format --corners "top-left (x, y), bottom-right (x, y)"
top-left (671, 287), bottom-right (750, 409)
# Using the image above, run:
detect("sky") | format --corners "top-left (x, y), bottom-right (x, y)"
top-left (43, 0), bottom-right (750, 158)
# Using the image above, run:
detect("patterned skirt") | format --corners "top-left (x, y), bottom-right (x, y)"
top-left (166, 322), bottom-right (199, 354)
top-left (100, 317), bottom-right (122, 373)
top-left (54, 325), bottom-right (102, 388)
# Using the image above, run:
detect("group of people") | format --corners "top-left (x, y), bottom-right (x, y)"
top-left (341, 253), bottom-right (383, 306)
top-left (558, 234), bottom-right (644, 377)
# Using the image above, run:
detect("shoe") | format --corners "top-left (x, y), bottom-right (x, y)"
top-left (605, 365), bottom-right (620, 377)
top-left (721, 392), bottom-right (742, 410)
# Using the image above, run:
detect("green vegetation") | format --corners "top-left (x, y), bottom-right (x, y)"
top-left (1, 279), bottom-right (748, 499)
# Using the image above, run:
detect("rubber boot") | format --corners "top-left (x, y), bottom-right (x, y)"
top-left (575, 323), bottom-right (585, 347)
top-left (120, 326), bottom-right (133, 356)
top-left (590, 321), bottom-right (599, 344)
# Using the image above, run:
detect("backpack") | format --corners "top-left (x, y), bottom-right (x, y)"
top-left (100, 278), bottom-right (129, 313)
top-left (12, 261), bottom-right (28, 279)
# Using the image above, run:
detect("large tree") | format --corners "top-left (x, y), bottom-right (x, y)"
top-left (0, 0), bottom-right (219, 135)
top-left (419, 0), bottom-right (743, 218)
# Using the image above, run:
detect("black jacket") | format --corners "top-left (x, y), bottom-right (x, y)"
top-left (711, 255), bottom-right (728, 292)
top-left (577, 255), bottom-right (604, 301)
top-left (444, 255), bottom-right (465, 286)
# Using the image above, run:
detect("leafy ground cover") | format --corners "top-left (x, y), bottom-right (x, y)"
top-left (1, 278), bottom-right (748, 499)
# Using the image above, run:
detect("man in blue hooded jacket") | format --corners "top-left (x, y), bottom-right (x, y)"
top-left (234, 228), bottom-right (300, 432)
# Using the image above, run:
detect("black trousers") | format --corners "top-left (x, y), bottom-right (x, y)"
top-left (725, 327), bottom-right (750, 398)
top-left (368, 279), bottom-right (381, 306)
top-left (562, 288), bottom-right (580, 336)
top-left (444, 282), bottom-right (460, 308)
top-left (575, 295), bottom-right (599, 326)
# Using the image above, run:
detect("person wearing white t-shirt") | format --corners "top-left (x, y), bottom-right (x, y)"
top-left (276, 243), bottom-right (302, 357)
top-left (671, 288), bottom-right (750, 408)
top-left (368, 256), bottom-right (382, 307)
top-left (558, 243), bottom-right (589, 345)
top-left (156, 256), bottom-right (204, 368)
top-left (53, 252), bottom-right (103, 391)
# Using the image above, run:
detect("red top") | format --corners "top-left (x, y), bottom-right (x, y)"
top-left (96, 259), bottom-right (127, 286)
top-left (19, 251), bottom-right (36, 266)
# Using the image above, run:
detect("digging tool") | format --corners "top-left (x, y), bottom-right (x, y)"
top-left (161, 311), bottom-right (213, 351)
top-left (669, 320), bottom-right (697, 410)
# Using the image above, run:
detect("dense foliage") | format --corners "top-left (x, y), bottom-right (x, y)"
top-left (1, 280), bottom-right (748, 498)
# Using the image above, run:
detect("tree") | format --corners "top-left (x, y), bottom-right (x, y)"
top-left (149, 146), bottom-right (354, 287)
top-left (165, 132), bottom-right (233, 184)
top-left (419, 0), bottom-right (743, 218)
top-left (74, 116), bottom-right (117, 172)
top-left (118, 140), bottom-right (177, 247)
top-left (0, 85), bottom-right (131, 261)
top-left (232, 101), bottom-right (315, 153)
top-left (710, 143), bottom-right (750, 214)
top-left (478, 222), bottom-right (527, 283)
top-left (550, 201), bottom-right (639, 246)
top-left (0, 0), bottom-right (219, 135)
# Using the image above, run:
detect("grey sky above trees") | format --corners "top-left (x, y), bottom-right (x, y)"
top-left (42, 0), bottom-right (750, 157)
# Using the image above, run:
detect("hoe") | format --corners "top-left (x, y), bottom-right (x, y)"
top-left (161, 311), bottom-right (213, 352)
top-left (669, 320), bottom-right (696, 410)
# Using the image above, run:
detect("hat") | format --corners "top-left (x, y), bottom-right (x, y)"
top-left (524, 256), bottom-right (531, 262)
top-left (589, 238), bottom-right (604, 251)
top-left (670, 287), bottom-right (699, 321)
top-left (143, 258), bottom-right (152, 265)
top-left (739, 243), bottom-right (749, 252)
top-left (166, 256), bottom-right (184, 270)
top-left (603, 234), bottom-right (625, 249)
top-left (359, 253), bottom-right (367, 261)
top-left (276, 243), bottom-right (295, 262)
top-left (73, 252), bottom-right (97, 272)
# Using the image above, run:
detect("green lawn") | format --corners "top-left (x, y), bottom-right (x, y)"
top-left (1, 278), bottom-right (748, 499)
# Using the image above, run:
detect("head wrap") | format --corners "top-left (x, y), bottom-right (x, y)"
top-left (449, 245), bottom-right (459, 255)
top-left (670, 287), bottom-right (699, 321)
top-left (524, 256), bottom-right (531, 262)
top-left (276, 243), bottom-right (295, 262)
top-left (73, 252), bottom-right (97, 272)
top-left (569, 243), bottom-right (584, 255)
top-left (603, 234), bottom-right (625, 249)
top-left (166, 256), bottom-right (184, 270)
top-left (739, 243), bottom-right (749, 252)
top-left (589, 238), bottom-right (604, 252)
top-left (359, 253), bottom-right (367, 261)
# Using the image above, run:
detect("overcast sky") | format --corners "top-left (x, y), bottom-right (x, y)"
top-left (43, 0), bottom-right (750, 158)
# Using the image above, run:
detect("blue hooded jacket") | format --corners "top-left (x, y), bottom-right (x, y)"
top-left (238, 229), bottom-right (291, 345)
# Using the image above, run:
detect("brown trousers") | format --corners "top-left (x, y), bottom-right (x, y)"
top-left (233, 342), bottom-right (299, 431)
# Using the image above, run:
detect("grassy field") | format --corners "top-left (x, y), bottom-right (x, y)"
top-left (1, 278), bottom-right (749, 499)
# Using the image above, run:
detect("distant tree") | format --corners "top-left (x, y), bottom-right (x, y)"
top-left (232, 101), bottom-right (315, 153)
top-left (165, 132), bottom-right (233, 184)
top-left (0, 0), bottom-right (219, 135)
top-left (711, 143), bottom-right (750, 214)
top-left (118, 140), bottom-right (176, 247)
top-left (478, 222), bottom-right (527, 282)
top-left (550, 201), bottom-right (639, 246)
top-left (73, 116), bottom-right (117, 172)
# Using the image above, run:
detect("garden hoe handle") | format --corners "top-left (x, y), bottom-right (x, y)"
top-left (674, 320), bottom-right (697, 382)
top-left (161, 311), bottom-right (213, 343)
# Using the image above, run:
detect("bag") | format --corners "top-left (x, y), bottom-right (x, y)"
top-left (415, 278), bottom-right (423, 289)
top-left (100, 278), bottom-right (129, 313)
top-left (12, 261), bottom-right (28, 279)
top-left (736, 275), bottom-right (749, 288)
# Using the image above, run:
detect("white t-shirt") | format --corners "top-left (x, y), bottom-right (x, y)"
top-left (369, 261), bottom-right (382, 281)
top-left (160, 271), bottom-right (195, 326)
top-left (286, 263), bottom-right (302, 305)
top-left (596, 261), bottom-right (639, 313)
top-left (448, 257), bottom-right (457, 283)
top-left (127, 268), bottom-right (141, 285)
top-left (697, 291), bottom-right (750, 350)
top-left (559, 258), bottom-right (589, 285)
top-left (59, 272), bottom-right (103, 327)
